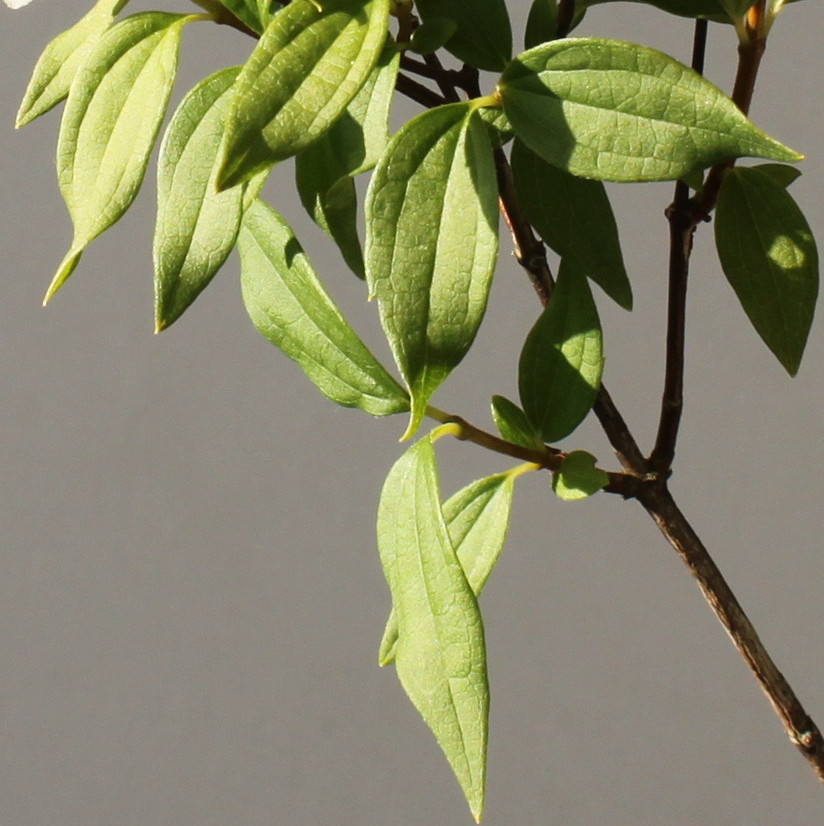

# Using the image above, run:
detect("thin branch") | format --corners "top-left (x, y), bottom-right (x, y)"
top-left (395, 73), bottom-right (447, 109)
top-left (649, 20), bottom-right (708, 474)
top-left (637, 483), bottom-right (824, 783)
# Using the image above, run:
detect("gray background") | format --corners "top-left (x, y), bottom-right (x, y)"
top-left (2, 2), bottom-right (824, 824)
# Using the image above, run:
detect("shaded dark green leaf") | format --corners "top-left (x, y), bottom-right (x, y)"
top-left (491, 395), bottom-right (544, 450)
top-left (519, 260), bottom-right (603, 442)
top-left (510, 138), bottom-right (632, 309)
top-left (715, 166), bottom-right (818, 375)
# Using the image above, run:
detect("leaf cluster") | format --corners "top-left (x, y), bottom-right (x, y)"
top-left (9, 0), bottom-right (819, 818)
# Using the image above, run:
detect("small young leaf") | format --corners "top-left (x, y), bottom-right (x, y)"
top-left (380, 469), bottom-right (515, 665)
top-left (239, 199), bottom-right (409, 415)
top-left (365, 104), bottom-right (499, 438)
top-left (46, 12), bottom-right (190, 303)
top-left (500, 38), bottom-right (802, 183)
top-left (491, 395), bottom-right (544, 450)
top-left (218, 0), bottom-right (390, 189)
top-left (377, 437), bottom-right (488, 821)
top-left (525, 0), bottom-right (586, 46)
top-left (215, 0), bottom-right (273, 34)
top-left (715, 166), bottom-right (819, 375)
top-left (16, 0), bottom-right (129, 127)
top-left (295, 42), bottom-right (399, 278)
top-left (414, 0), bottom-right (511, 72)
top-left (519, 260), bottom-right (603, 443)
top-left (510, 138), bottom-right (632, 309)
top-left (552, 450), bottom-right (609, 500)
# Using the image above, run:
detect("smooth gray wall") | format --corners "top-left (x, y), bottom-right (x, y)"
top-left (2, 2), bottom-right (824, 824)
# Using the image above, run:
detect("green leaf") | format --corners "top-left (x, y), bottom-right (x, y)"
top-left (218, 0), bottom-right (390, 189)
top-left (408, 17), bottom-right (457, 55)
top-left (552, 450), bottom-right (609, 500)
top-left (46, 12), bottom-right (190, 303)
top-left (295, 41), bottom-right (398, 279)
top-left (239, 199), bottom-right (409, 415)
top-left (510, 138), bottom-right (632, 309)
top-left (525, 0), bottom-right (586, 47)
top-left (16, 0), bottom-right (129, 128)
top-left (154, 67), bottom-right (268, 331)
top-left (499, 38), bottom-right (803, 183)
top-left (365, 104), bottom-right (499, 438)
top-left (379, 469), bottom-right (514, 666)
top-left (414, 0), bottom-right (511, 72)
top-left (519, 260), bottom-right (604, 442)
top-left (714, 166), bottom-right (818, 375)
top-left (477, 106), bottom-right (515, 149)
top-left (750, 163), bottom-right (802, 190)
top-left (214, 0), bottom-right (275, 33)
top-left (377, 437), bottom-right (488, 821)
top-left (490, 395), bottom-right (544, 450)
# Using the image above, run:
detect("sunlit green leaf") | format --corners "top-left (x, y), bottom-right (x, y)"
top-left (218, 0), bottom-right (390, 189)
top-left (491, 395), bottom-right (544, 450)
top-left (46, 12), bottom-right (190, 303)
top-left (16, 0), bottom-right (129, 128)
top-left (500, 38), bottom-right (802, 183)
top-left (519, 260), bottom-right (603, 442)
top-left (377, 437), bottom-right (488, 821)
top-left (239, 199), bottom-right (409, 415)
top-left (154, 67), bottom-right (267, 331)
top-left (379, 469), bottom-right (514, 665)
top-left (414, 0), bottom-right (511, 71)
top-left (510, 138), bottom-right (632, 309)
top-left (214, 0), bottom-right (276, 33)
top-left (295, 41), bottom-right (398, 278)
top-left (552, 450), bottom-right (608, 500)
top-left (365, 103), bottom-right (499, 438)
top-left (715, 166), bottom-right (818, 375)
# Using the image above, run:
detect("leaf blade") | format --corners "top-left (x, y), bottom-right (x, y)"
top-left (239, 199), bottom-right (409, 415)
top-left (500, 37), bottom-right (802, 183)
top-left (365, 104), bottom-right (499, 437)
top-left (714, 166), bottom-right (819, 375)
top-left (377, 437), bottom-right (489, 821)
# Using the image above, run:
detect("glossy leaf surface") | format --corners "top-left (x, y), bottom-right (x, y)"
top-left (510, 138), bottom-right (632, 309)
top-left (519, 261), bottom-right (603, 442)
top-left (239, 200), bottom-right (409, 415)
top-left (715, 166), bottom-right (818, 375)
top-left (377, 437), bottom-right (488, 821)
top-left (47, 12), bottom-right (188, 303)
top-left (16, 0), bottom-right (128, 127)
top-left (380, 469), bottom-right (515, 665)
top-left (365, 103), bottom-right (499, 437)
top-left (500, 38), bottom-right (802, 183)
top-left (218, 0), bottom-right (390, 189)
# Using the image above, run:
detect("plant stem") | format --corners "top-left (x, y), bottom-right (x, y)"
top-left (637, 482), bottom-right (824, 782)
top-left (649, 20), bottom-right (707, 475)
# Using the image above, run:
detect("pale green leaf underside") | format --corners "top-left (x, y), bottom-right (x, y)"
top-left (218, 0), bottom-right (390, 189)
top-left (48, 12), bottom-right (189, 303)
top-left (519, 261), bottom-right (604, 442)
top-left (16, 0), bottom-right (127, 128)
top-left (239, 199), bottom-right (409, 416)
top-left (553, 450), bottom-right (609, 500)
top-left (377, 437), bottom-right (488, 821)
top-left (379, 470), bottom-right (514, 665)
top-left (154, 66), bottom-right (267, 331)
top-left (365, 103), bottom-right (499, 438)
top-left (500, 37), bottom-right (802, 183)
top-left (715, 166), bottom-right (819, 376)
